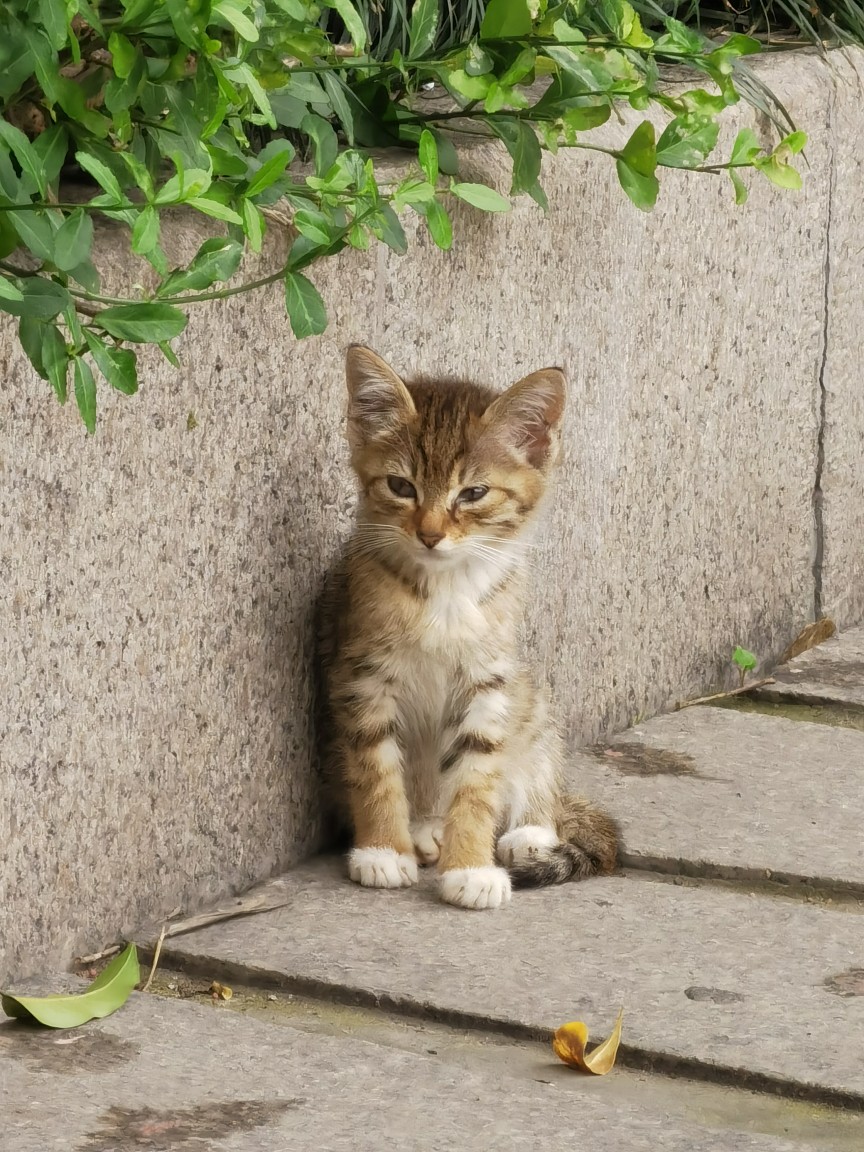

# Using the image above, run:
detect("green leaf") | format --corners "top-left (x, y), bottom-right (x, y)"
top-left (480, 0), bottom-right (533, 40)
top-left (84, 330), bottom-right (139, 395)
top-left (656, 119), bottom-right (720, 169)
top-left (321, 72), bottom-right (355, 143)
top-left (730, 169), bottom-right (748, 205)
top-left (155, 168), bottom-right (213, 205)
top-left (370, 203), bottom-right (408, 253)
top-left (409, 0), bottom-right (439, 58)
top-left (242, 199), bottom-right (264, 252)
top-left (293, 209), bottom-right (334, 246)
top-left (465, 42), bottom-right (495, 76)
top-left (10, 210), bottom-right (58, 264)
top-left (432, 131), bottom-right (460, 176)
top-left (54, 209), bottom-right (95, 273)
top-left (32, 125), bottom-right (69, 190)
top-left (0, 274), bottom-right (24, 302)
top-left (132, 205), bottom-right (160, 256)
top-left (42, 322), bottom-right (69, 402)
top-left (108, 32), bottom-right (137, 78)
top-left (97, 303), bottom-right (188, 343)
top-left (754, 156), bottom-right (802, 191)
top-left (492, 119), bottom-right (542, 195)
top-left (447, 69), bottom-right (491, 101)
top-left (419, 129), bottom-right (438, 184)
top-left (75, 151), bottom-right (123, 201)
top-left (0, 277), bottom-right (70, 319)
top-left (619, 120), bottom-right (657, 178)
top-left (422, 200), bottom-right (452, 250)
top-left (450, 182), bottom-right (511, 212)
top-left (500, 47), bottom-right (536, 87)
top-left (654, 19), bottom-right (703, 55)
top-left (615, 158), bottom-right (659, 212)
top-left (394, 178), bottom-right (436, 208)
top-left (73, 356), bottom-right (97, 434)
top-left (326, 0), bottom-right (366, 52)
top-left (780, 131), bottom-right (807, 155)
top-left (1, 945), bottom-right (139, 1026)
top-left (157, 238), bottom-right (243, 296)
top-left (213, 0), bottom-right (260, 42)
top-left (302, 114), bottom-right (339, 178)
top-left (187, 196), bottom-right (244, 224)
top-left (284, 271), bottom-right (327, 339)
top-left (732, 646), bottom-right (757, 673)
top-left (246, 145), bottom-right (295, 197)
top-left (0, 118), bottom-right (47, 197)
top-left (730, 128), bottom-right (761, 166)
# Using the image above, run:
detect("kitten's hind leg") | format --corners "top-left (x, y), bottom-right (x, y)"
top-left (497, 796), bottom-right (619, 888)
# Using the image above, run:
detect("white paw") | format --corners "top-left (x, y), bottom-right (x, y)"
top-left (497, 825), bottom-right (559, 867)
top-left (439, 866), bottom-right (512, 910)
top-left (411, 820), bottom-right (444, 865)
top-left (348, 847), bottom-right (418, 889)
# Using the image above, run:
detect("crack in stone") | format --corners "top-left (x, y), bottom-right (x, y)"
top-left (813, 69), bottom-right (837, 621)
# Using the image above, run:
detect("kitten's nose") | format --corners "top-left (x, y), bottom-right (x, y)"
top-left (418, 531), bottom-right (444, 550)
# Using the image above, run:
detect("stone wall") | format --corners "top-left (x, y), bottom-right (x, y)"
top-left (1, 49), bottom-right (861, 981)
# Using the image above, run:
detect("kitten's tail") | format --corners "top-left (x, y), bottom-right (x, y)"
top-left (508, 795), bottom-right (620, 888)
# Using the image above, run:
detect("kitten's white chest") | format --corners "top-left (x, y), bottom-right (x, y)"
top-left (418, 567), bottom-right (488, 651)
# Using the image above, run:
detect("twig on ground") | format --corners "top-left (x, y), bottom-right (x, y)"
top-left (140, 922), bottom-right (168, 993)
top-left (74, 944), bottom-right (121, 966)
top-left (676, 677), bottom-right (776, 710)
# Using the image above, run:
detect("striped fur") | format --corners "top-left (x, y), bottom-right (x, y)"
top-left (318, 346), bottom-right (619, 909)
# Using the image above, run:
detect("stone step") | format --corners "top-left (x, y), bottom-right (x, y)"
top-left (567, 705), bottom-right (864, 892)
top-left (756, 627), bottom-right (864, 710)
top-left (160, 858), bottom-right (864, 1102)
top-left (1, 985), bottom-right (823, 1152)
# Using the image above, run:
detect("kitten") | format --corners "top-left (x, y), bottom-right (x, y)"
top-left (318, 345), bottom-right (619, 911)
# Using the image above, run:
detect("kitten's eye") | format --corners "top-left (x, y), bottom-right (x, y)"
top-left (458, 486), bottom-right (489, 504)
top-left (387, 476), bottom-right (417, 500)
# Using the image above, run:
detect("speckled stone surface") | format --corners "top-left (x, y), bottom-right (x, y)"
top-left (163, 859), bottom-right (864, 1099)
top-left (3, 50), bottom-right (862, 983)
top-left (566, 705), bottom-right (864, 887)
top-left (1, 991), bottom-right (817, 1152)
top-left (819, 50), bottom-right (864, 630)
top-left (760, 626), bottom-right (864, 709)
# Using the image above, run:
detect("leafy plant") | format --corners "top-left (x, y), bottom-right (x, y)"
top-left (0, 0), bottom-right (807, 430)
top-left (732, 644), bottom-right (758, 685)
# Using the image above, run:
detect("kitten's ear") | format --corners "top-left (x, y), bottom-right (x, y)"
top-left (345, 345), bottom-right (416, 443)
top-left (481, 368), bottom-right (566, 467)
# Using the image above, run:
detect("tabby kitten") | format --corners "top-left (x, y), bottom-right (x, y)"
top-left (318, 345), bottom-right (619, 911)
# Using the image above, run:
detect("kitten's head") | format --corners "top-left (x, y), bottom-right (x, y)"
top-left (344, 345), bottom-right (565, 571)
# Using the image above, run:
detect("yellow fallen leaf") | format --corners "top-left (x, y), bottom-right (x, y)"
top-left (552, 1008), bottom-right (624, 1075)
top-left (209, 981), bottom-right (232, 1000)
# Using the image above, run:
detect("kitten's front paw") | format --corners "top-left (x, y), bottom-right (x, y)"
top-left (439, 866), bottom-right (512, 910)
top-left (348, 847), bottom-right (418, 889)
top-left (497, 825), bottom-right (559, 867)
top-left (411, 820), bottom-right (444, 866)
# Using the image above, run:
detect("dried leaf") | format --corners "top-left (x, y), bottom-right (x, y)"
top-left (209, 981), bottom-right (233, 1000)
top-left (780, 618), bottom-right (836, 664)
top-left (552, 1008), bottom-right (624, 1075)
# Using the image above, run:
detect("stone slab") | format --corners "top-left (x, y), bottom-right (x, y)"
top-left (162, 859), bottom-right (864, 1100)
top-left (758, 627), bottom-right (864, 710)
top-left (0, 987), bottom-right (813, 1152)
top-left (566, 705), bottom-right (864, 889)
